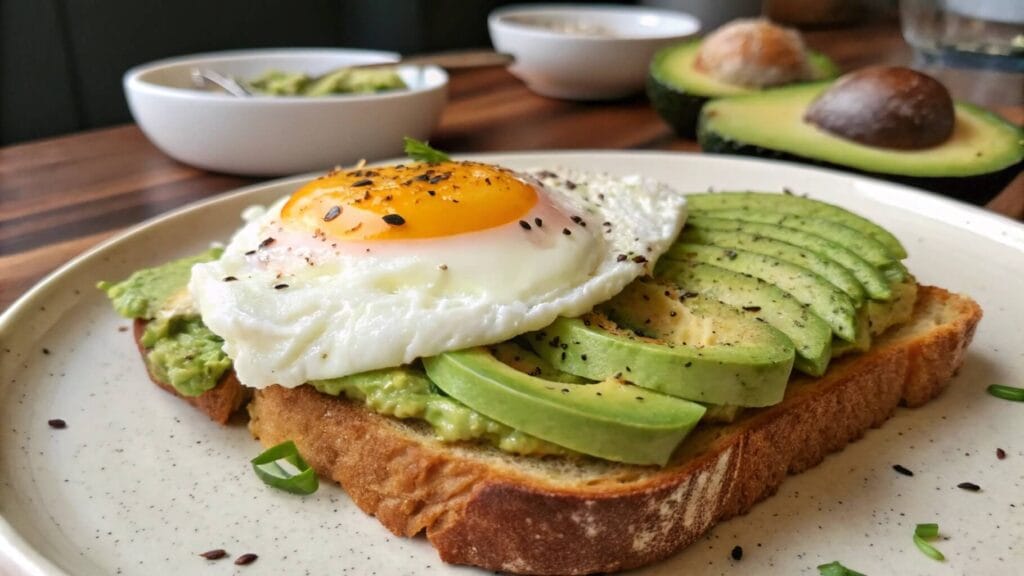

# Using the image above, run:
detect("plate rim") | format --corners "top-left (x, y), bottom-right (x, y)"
top-left (1, 150), bottom-right (1021, 576)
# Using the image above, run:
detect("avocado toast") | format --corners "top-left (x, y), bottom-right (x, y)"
top-left (99, 183), bottom-right (981, 574)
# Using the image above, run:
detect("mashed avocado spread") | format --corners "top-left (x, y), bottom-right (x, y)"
top-left (246, 67), bottom-right (407, 97)
top-left (98, 250), bottom-right (564, 456)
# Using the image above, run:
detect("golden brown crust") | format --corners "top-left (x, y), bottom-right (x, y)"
top-left (246, 286), bottom-right (982, 574)
top-left (133, 319), bottom-right (250, 424)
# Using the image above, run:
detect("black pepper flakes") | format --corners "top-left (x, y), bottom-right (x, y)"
top-left (562, 228), bottom-right (572, 236)
top-left (427, 190), bottom-right (436, 196)
top-left (616, 254), bottom-right (627, 262)
top-left (48, 419), bottom-right (66, 429)
top-left (258, 237), bottom-right (275, 249)
top-left (519, 220), bottom-right (532, 230)
top-left (997, 448), bottom-right (1007, 460)
top-left (323, 206), bottom-right (342, 222)
top-left (274, 283), bottom-right (289, 290)
top-left (632, 255), bottom-right (648, 264)
top-left (42, 348), bottom-right (50, 355)
top-left (352, 178), bottom-right (373, 187)
top-left (742, 306), bottom-right (761, 312)
top-left (957, 482), bottom-right (981, 492)
top-left (234, 553), bottom-right (258, 566)
top-left (223, 276), bottom-right (238, 282)
top-left (534, 217), bottom-right (543, 228)
top-left (382, 214), bottom-right (406, 226)
top-left (892, 464), bottom-right (914, 477)
top-left (199, 549), bottom-right (227, 560)
top-left (731, 545), bottom-right (743, 561)
top-left (724, 249), bottom-right (738, 260)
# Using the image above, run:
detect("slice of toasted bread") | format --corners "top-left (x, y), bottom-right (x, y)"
top-left (133, 319), bottom-right (250, 424)
top-left (245, 286), bottom-right (981, 574)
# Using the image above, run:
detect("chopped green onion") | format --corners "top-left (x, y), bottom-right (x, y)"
top-left (817, 561), bottom-right (867, 576)
top-left (251, 440), bottom-right (319, 495)
top-left (404, 137), bottom-right (450, 163)
top-left (913, 523), bottom-right (945, 561)
top-left (987, 384), bottom-right (1024, 402)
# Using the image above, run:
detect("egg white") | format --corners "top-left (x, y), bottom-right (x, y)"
top-left (189, 168), bottom-right (686, 388)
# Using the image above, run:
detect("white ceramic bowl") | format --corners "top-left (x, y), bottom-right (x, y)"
top-left (489, 4), bottom-right (700, 100)
top-left (124, 49), bottom-right (448, 176)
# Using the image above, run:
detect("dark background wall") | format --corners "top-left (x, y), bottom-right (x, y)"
top-left (1, 0), bottom-right (587, 145)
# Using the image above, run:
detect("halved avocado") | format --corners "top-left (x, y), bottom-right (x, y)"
top-left (647, 39), bottom-right (839, 138)
top-left (528, 280), bottom-right (795, 407)
top-left (697, 83), bottom-right (1024, 203)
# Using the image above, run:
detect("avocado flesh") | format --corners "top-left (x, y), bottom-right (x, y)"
top-left (528, 281), bottom-right (795, 407)
top-left (655, 260), bottom-right (832, 376)
top-left (687, 192), bottom-right (906, 259)
top-left (679, 227), bottom-right (866, 306)
top-left (698, 83), bottom-right (1023, 185)
top-left (647, 39), bottom-right (838, 137)
top-left (424, 348), bottom-right (706, 466)
top-left (665, 243), bottom-right (860, 343)
top-left (691, 208), bottom-right (907, 282)
top-left (686, 215), bottom-right (892, 301)
top-left (832, 278), bottom-right (918, 357)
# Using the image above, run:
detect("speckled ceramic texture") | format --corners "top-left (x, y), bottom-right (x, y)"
top-left (2, 153), bottom-right (1022, 576)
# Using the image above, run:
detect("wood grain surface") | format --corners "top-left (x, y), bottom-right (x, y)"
top-left (0, 21), bottom-right (1021, 312)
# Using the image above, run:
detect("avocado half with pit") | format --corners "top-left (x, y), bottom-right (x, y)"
top-left (697, 69), bottom-right (1024, 204)
top-left (647, 39), bottom-right (840, 138)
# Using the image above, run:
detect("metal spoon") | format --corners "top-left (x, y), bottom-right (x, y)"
top-left (190, 68), bottom-right (252, 97)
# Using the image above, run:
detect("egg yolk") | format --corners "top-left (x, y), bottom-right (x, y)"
top-left (281, 162), bottom-right (539, 241)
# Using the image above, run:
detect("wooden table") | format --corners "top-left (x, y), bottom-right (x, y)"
top-left (1, 21), bottom-right (1021, 312)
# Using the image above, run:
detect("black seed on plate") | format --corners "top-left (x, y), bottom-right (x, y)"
top-left (562, 228), bottom-right (571, 236)
top-left (632, 255), bottom-right (648, 264)
top-left (957, 482), bottom-right (981, 492)
top-left (258, 237), bottom-right (275, 249)
top-left (382, 214), bottom-right (406, 226)
top-left (223, 276), bottom-right (238, 282)
top-left (352, 179), bottom-right (373, 187)
top-left (534, 217), bottom-right (543, 228)
top-left (234, 553), bottom-right (258, 566)
top-left (571, 215), bottom-right (583, 224)
top-left (997, 448), bottom-right (1007, 460)
top-left (427, 190), bottom-right (436, 196)
top-left (200, 549), bottom-right (227, 560)
top-left (274, 284), bottom-right (289, 290)
top-left (323, 206), bottom-right (342, 221)
top-left (731, 546), bottom-right (743, 560)
top-left (244, 250), bottom-right (256, 256)
top-left (519, 220), bottom-right (532, 230)
top-left (616, 254), bottom-right (627, 262)
top-left (892, 464), bottom-right (914, 477)
top-left (42, 348), bottom-right (50, 355)
top-left (565, 180), bottom-right (577, 190)
top-left (48, 419), bottom-right (66, 429)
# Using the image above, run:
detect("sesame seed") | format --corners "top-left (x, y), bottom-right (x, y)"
top-left (382, 214), bottom-right (406, 226)
top-left (352, 179), bottom-right (373, 187)
top-left (199, 549), bottom-right (227, 560)
top-left (562, 228), bottom-right (571, 236)
top-left (519, 220), bottom-right (532, 230)
top-left (48, 419), bottom-right (66, 429)
top-left (534, 217), bottom-right (543, 228)
top-left (274, 284), bottom-right (289, 290)
top-left (323, 206), bottom-right (342, 221)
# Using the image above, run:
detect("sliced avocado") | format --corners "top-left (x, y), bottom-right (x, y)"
top-left (423, 348), bottom-right (706, 466)
top-left (697, 84), bottom-right (1024, 203)
top-left (679, 227), bottom-right (866, 306)
top-left (528, 280), bottom-right (794, 407)
top-left (686, 192), bottom-right (906, 259)
top-left (489, 341), bottom-right (589, 384)
top-left (647, 39), bottom-right (839, 137)
top-left (686, 215), bottom-right (892, 301)
top-left (665, 243), bottom-right (860, 342)
top-left (690, 208), bottom-right (907, 281)
top-left (655, 260), bottom-right (832, 376)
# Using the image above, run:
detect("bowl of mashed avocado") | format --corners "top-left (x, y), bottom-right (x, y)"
top-left (124, 48), bottom-right (448, 176)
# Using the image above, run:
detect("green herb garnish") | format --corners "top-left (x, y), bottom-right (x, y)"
top-left (251, 440), bottom-right (319, 495)
top-left (913, 523), bottom-right (945, 561)
top-left (987, 384), bottom-right (1024, 402)
top-left (404, 137), bottom-right (450, 163)
top-left (817, 561), bottom-right (867, 576)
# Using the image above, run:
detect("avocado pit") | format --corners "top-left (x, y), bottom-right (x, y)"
top-left (804, 67), bottom-right (955, 150)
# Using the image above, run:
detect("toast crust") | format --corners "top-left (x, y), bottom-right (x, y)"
top-left (246, 286), bottom-right (982, 574)
top-left (133, 319), bottom-right (250, 424)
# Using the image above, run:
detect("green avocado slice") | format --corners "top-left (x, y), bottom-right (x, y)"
top-left (423, 348), bottom-right (706, 466)
top-left (528, 280), bottom-right (794, 406)
top-left (685, 215), bottom-right (892, 301)
top-left (686, 192), bottom-right (907, 259)
top-left (679, 227), bottom-right (866, 306)
top-left (655, 260), bottom-right (832, 376)
top-left (665, 243), bottom-right (860, 342)
top-left (690, 208), bottom-right (907, 281)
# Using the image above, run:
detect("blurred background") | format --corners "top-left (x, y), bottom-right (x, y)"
top-left (3, 0), bottom-right (1021, 145)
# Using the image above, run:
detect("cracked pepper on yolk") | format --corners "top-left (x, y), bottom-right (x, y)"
top-left (281, 162), bottom-right (539, 241)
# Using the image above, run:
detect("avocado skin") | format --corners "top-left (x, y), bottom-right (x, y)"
top-left (646, 75), bottom-right (709, 138)
top-left (698, 117), bottom-right (1022, 205)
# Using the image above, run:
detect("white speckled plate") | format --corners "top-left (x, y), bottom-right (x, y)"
top-left (2, 152), bottom-right (1022, 576)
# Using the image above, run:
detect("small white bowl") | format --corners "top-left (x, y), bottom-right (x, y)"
top-left (489, 4), bottom-right (700, 100)
top-left (124, 49), bottom-right (448, 176)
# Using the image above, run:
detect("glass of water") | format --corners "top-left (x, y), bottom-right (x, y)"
top-left (900, 0), bottom-right (1024, 72)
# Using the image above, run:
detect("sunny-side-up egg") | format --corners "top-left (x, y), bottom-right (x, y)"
top-left (189, 161), bottom-right (687, 388)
